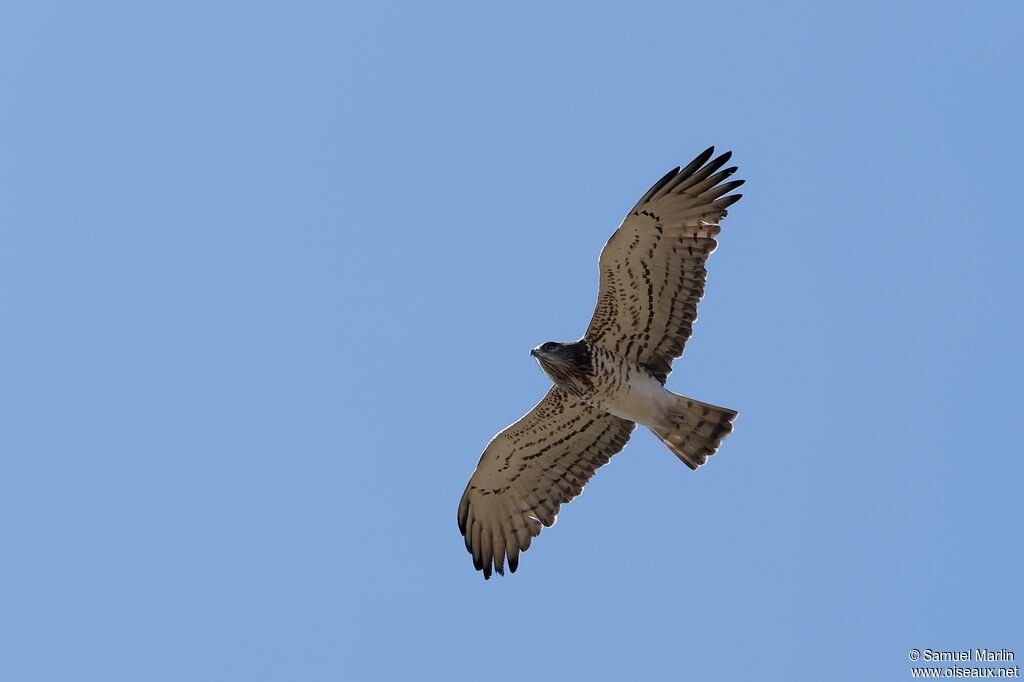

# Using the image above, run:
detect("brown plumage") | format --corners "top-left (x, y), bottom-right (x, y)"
top-left (458, 147), bottom-right (744, 578)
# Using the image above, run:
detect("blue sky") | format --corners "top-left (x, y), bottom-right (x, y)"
top-left (2, 2), bottom-right (1021, 680)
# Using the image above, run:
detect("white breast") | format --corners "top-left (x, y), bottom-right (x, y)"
top-left (601, 370), bottom-right (673, 427)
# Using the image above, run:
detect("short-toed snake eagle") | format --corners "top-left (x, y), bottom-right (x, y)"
top-left (458, 147), bottom-right (744, 578)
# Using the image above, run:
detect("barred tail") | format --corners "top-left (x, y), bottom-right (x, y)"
top-left (650, 394), bottom-right (738, 470)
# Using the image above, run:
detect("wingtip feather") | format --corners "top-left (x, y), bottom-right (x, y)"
top-left (679, 147), bottom-right (715, 178)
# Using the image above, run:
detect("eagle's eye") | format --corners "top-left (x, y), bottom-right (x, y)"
top-left (543, 342), bottom-right (558, 352)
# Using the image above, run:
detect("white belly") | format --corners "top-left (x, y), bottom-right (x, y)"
top-left (601, 372), bottom-right (672, 427)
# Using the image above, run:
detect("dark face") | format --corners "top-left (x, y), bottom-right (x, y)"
top-left (530, 341), bottom-right (593, 393)
top-left (530, 341), bottom-right (562, 358)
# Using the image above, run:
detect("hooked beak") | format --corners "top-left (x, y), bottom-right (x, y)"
top-left (530, 348), bottom-right (539, 358)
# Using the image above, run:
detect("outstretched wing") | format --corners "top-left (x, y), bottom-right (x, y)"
top-left (584, 147), bottom-right (744, 382)
top-left (457, 387), bottom-right (635, 579)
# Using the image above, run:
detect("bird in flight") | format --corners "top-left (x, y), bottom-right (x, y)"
top-left (458, 147), bottom-right (744, 578)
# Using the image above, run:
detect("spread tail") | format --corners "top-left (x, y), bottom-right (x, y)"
top-left (650, 394), bottom-right (738, 470)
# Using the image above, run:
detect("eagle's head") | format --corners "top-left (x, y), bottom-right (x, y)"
top-left (530, 341), bottom-right (593, 394)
